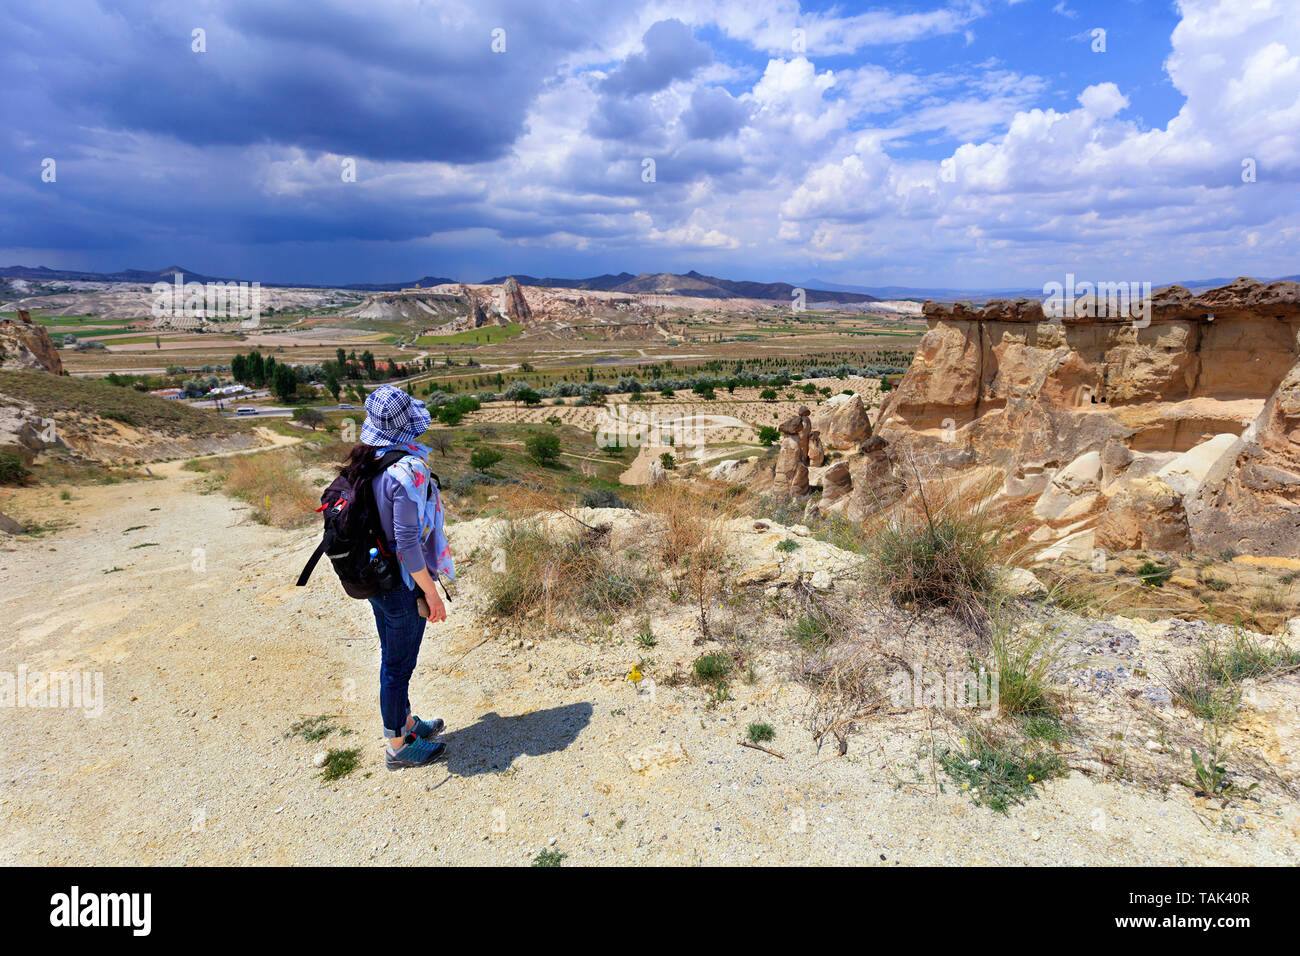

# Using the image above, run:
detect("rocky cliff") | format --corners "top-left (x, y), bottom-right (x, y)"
top-left (763, 278), bottom-right (1300, 558)
top-left (0, 314), bottom-right (63, 374)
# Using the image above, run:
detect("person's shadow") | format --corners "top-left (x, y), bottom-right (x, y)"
top-left (436, 702), bottom-right (593, 777)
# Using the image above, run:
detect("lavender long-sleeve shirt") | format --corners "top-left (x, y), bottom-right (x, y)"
top-left (371, 469), bottom-right (436, 583)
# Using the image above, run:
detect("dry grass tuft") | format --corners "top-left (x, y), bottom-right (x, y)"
top-left (637, 483), bottom-right (735, 639)
top-left (204, 448), bottom-right (319, 528)
top-left (482, 519), bottom-right (647, 628)
top-left (865, 463), bottom-right (1025, 628)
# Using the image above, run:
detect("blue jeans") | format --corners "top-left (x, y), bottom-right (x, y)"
top-left (367, 586), bottom-right (427, 739)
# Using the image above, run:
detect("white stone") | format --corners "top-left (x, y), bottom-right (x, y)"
top-left (1157, 433), bottom-right (1243, 498)
top-left (625, 741), bottom-right (685, 773)
top-left (1032, 451), bottom-right (1103, 521)
top-left (998, 566), bottom-right (1045, 598)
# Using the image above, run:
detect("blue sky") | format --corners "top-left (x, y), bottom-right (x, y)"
top-left (1, 0), bottom-right (1296, 288)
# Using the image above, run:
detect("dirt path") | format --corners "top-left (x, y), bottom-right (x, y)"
top-left (149, 426), bottom-right (302, 478)
top-left (0, 467), bottom-right (1296, 865)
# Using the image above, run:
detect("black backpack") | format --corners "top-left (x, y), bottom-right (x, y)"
top-left (296, 448), bottom-right (418, 599)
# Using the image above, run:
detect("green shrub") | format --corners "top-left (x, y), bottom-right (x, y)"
top-left (693, 652), bottom-right (732, 683)
top-left (526, 432), bottom-right (561, 465)
top-left (469, 448), bottom-right (504, 472)
top-left (582, 488), bottom-right (627, 509)
top-left (319, 747), bottom-right (361, 782)
top-left (872, 512), bottom-right (998, 616)
top-left (0, 452), bottom-right (32, 486)
top-left (747, 722), bottom-right (775, 743)
top-left (938, 725), bottom-right (1066, 814)
top-left (986, 616), bottom-right (1068, 717)
top-left (1137, 561), bottom-right (1174, 587)
top-left (1167, 631), bottom-right (1300, 724)
top-left (787, 609), bottom-right (840, 649)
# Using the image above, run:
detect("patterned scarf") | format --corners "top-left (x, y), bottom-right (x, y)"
top-left (373, 443), bottom-right (455, 587)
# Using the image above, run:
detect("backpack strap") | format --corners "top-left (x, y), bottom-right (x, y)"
top-left (296, 539), bottom-right (327, 587)
top-left (370, 448), bottom-right (410, 476)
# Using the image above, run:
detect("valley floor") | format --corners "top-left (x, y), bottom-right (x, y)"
top-left (0, 469), bottom-right (1296, 865)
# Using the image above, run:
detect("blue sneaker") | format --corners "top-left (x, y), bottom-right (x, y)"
top-left (386, 733), bottom-right (447, 771)
top-left (411, 715), bottom-right (444, 740)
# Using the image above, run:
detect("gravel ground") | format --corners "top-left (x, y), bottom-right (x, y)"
top-left (0, 472), bottom-right (1296, 865)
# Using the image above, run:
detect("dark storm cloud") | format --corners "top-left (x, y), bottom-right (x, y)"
top-left (2, 0), bottom-right (616, 164)
top-left (599, 19), bottom-right (711, 96)
top-left (682, 86), bottom-right (750, 139)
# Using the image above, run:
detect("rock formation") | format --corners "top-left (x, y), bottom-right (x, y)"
top-left (501, 276), bottom-right (533, 324)
top-left (0, 312), bottom-right (63, 374)
top-left (730, 278), bottom-right (1300, 559)
top-left (775, 405), bottom-right (812, 494)
top-left (863, 277), bottom-right (1300, 557)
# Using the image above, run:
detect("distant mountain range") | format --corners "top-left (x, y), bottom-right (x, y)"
top-left (3, 264), bottom-right (1295, 303)
top-left (478, 270), bottom-right (878, 303)
top-left (0, 265), bottom-right (877, 303)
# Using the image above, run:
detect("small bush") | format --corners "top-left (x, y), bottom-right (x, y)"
top-left (205, 448), bottom-right (318, 528)
top-left (757, 425), bottom-right (779, 446)
top-left (320, 747), bottom-right (361, 782)
top-left (0, 453), bottom-right (32, 486)
top-left (1167, 631), bottom-right (1299, 724)
top-left (1137, 561), bottom-right (1174, 587)
top-left (526, 432), bottom-right (562, 465)
top-left (104, 409), bottom-right (139, 426)
top-left (469, 448), bottom-right (504, 472)
top-left (483, 522), bottom-right (646, 624)
top-left (1021, 714), bottom-right (1069, 744)
top-left (938, 725), bottom-right (1066, 814)
top-left (868, 474), bottom-right (1012, 623)
top-left (284, 715), bottom-right (336, 742)
top-left (776, 537), bottom-right (800, 553)
top-left (1167, 658), bottom-right (1242, 724)
top-left (581, 488), bottom-right (627, 509)
top-left (747, 722), bottom-right (776, 743)
top-left (1181, 737), bottom-right (1258, 799)
top-left (986, 615), bottom-right (1067, 717)
top-left (693, 652), bottom-right (732, 683)
top-left (450, 471), bottom-right (504, 494)
top-left (787, 608), bottom-right (841, 649)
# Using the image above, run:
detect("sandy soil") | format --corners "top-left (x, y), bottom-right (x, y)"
top-left (0, 467), bottom-right (1296, 865)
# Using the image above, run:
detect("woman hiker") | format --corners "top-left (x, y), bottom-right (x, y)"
top-left (339, 385), bottom-right (455, 770)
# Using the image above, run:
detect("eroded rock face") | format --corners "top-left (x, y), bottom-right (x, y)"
top-left (870, 278), bottom-right (1300, 558)
top-left (811, 393), bottom-right (872, 448)
top-left (775, 406), bottom-right (812, 495)
top-left (501, 277), bottom-right (533, 324)
top-left (709, 278), bottom-right (1300, 559)
top-left (0, 316), bottom-right (63, 374)
top-left (0, 397), bottom-right (60, 464)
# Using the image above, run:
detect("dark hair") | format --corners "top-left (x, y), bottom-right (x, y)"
top-left (340, 443), bottom-right (380, 484)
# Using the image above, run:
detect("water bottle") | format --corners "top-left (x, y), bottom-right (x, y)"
top-left (368, 547), bottom-right (397, 591)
